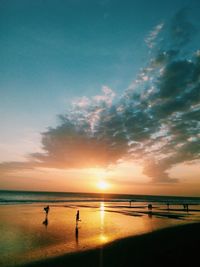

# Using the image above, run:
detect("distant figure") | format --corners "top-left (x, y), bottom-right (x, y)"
top-left (183, 204), bottom-right (189, 211)
top-left (44, 205), bottom-right (50, 215)
top-left (129, 200), bottom-right (134, 207)
top-left (167, 203), bottom-right (170, 210)
top-left (76, 210), bottom-right (80, 221)
top-left (148, 204), bottom-right (153, 210)
top-left (76, 210), bottom-right (80, 226)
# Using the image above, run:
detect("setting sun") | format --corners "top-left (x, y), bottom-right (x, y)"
top-left (97, 180), bottom-right (109, 190)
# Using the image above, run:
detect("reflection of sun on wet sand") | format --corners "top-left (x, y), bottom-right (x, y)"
top-left (23, 222), bottom-right (200, 267)
top-left (0, 202), bottom-right (200, 267)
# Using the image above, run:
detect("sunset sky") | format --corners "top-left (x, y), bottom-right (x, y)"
top-left (0, 0), bottom-right (200, 196)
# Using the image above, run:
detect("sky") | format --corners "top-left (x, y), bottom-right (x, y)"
top-left (0, 0), bottom-right (200, 196)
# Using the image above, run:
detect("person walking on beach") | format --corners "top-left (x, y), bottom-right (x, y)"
top-left (76, 210), bottom-right (81, 226)
top-left (76, 210), bottom-right (80, 221)
top-left (43, 205), bottom-right (49, 228)
top-left (167, 203), bottom-right (169, 210)
top-left (44, 205), bottom-right (50, 215)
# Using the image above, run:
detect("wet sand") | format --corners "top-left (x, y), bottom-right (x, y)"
top-left (22, 222), bottom-right (200, 267)
top-left (1, 202), bottom-right (200, 267)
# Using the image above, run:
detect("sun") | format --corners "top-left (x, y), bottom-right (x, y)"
top-left (97, 180), bottom-right (109, 190)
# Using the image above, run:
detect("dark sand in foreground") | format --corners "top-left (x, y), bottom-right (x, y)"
top-left (23, 222), bottom-right (200, 267)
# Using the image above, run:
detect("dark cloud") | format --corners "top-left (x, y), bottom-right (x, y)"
top-left (170, 8), bottom-right (196, 48)
top-left (29, 95), bottom-right (129, 169)
top-left (143, 160), bottom-right (178, 183)
top-left (157, 60), bottom-right (195, 99)
top-left (0, 10), bottom-right (200, 183)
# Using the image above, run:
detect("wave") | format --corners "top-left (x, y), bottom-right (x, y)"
top-left (0, 190), bottom-right (200, 205)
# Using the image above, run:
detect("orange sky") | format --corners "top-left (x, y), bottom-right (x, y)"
top-left (0, 160), bottom-right (199, 196)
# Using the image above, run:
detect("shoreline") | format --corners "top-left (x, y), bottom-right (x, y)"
top-left (22, 222), bottom-right (200, 267)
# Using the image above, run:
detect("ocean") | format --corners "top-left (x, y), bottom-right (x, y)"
top-left (0, 190), bottom-right (200, 205)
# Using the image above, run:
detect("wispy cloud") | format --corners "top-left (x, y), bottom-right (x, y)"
top-left (145, 22), bottom-right (164, 48)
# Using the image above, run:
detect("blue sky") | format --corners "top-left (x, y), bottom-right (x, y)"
top-left (1, 0), bottom-right (196, 130)
top-left (0, 0), bottom-right (200, 195)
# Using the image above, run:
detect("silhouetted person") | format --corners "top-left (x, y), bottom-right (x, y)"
top-left (167, 203), bottom-right (169, 210)
top-left (129, 200), bottom-right (135, 207)
top-left (186, 204), bottom-right (189, 212)
top-left (76, 210), bottom-right (80, 221)
top-left (44, 205), bottom-right (50, 215)
top-left (76, 210), bottom-right (80, 226)
top-left (148, 204), bottom-right (152, 210)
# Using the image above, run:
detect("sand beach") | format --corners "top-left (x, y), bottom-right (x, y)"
top-left (22, 222), bottom-right (200, 267)
top-left (0, 193), bottom-right (200, 267)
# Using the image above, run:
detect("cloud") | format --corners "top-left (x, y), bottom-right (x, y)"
top-left (0, 10), bottom-right (200, 183)
top-left (169, 8), bottom-right (196, 48)
top-left (0, 161), bottom-right (36, 176)
top-left (145, 23), bottom-right (164, 48)
top-left (27, 87), bottom-right (128, 169)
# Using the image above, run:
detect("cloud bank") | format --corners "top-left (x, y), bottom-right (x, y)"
top-left (1, 10), bottom-right (200, 183)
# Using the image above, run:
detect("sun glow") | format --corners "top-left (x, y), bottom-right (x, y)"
top-left (97, 180), bottom-right (109, 190)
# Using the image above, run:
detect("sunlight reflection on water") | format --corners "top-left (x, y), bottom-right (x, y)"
top-left (0, 202), bottom-right (199, 267)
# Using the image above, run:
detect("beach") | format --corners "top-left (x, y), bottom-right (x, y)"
top-left (22, 222), bottom-right (200, 267)
top-left (0, 191), bottom-right (200, 267)
top-left (1, 1), bottom-right (200, 265)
